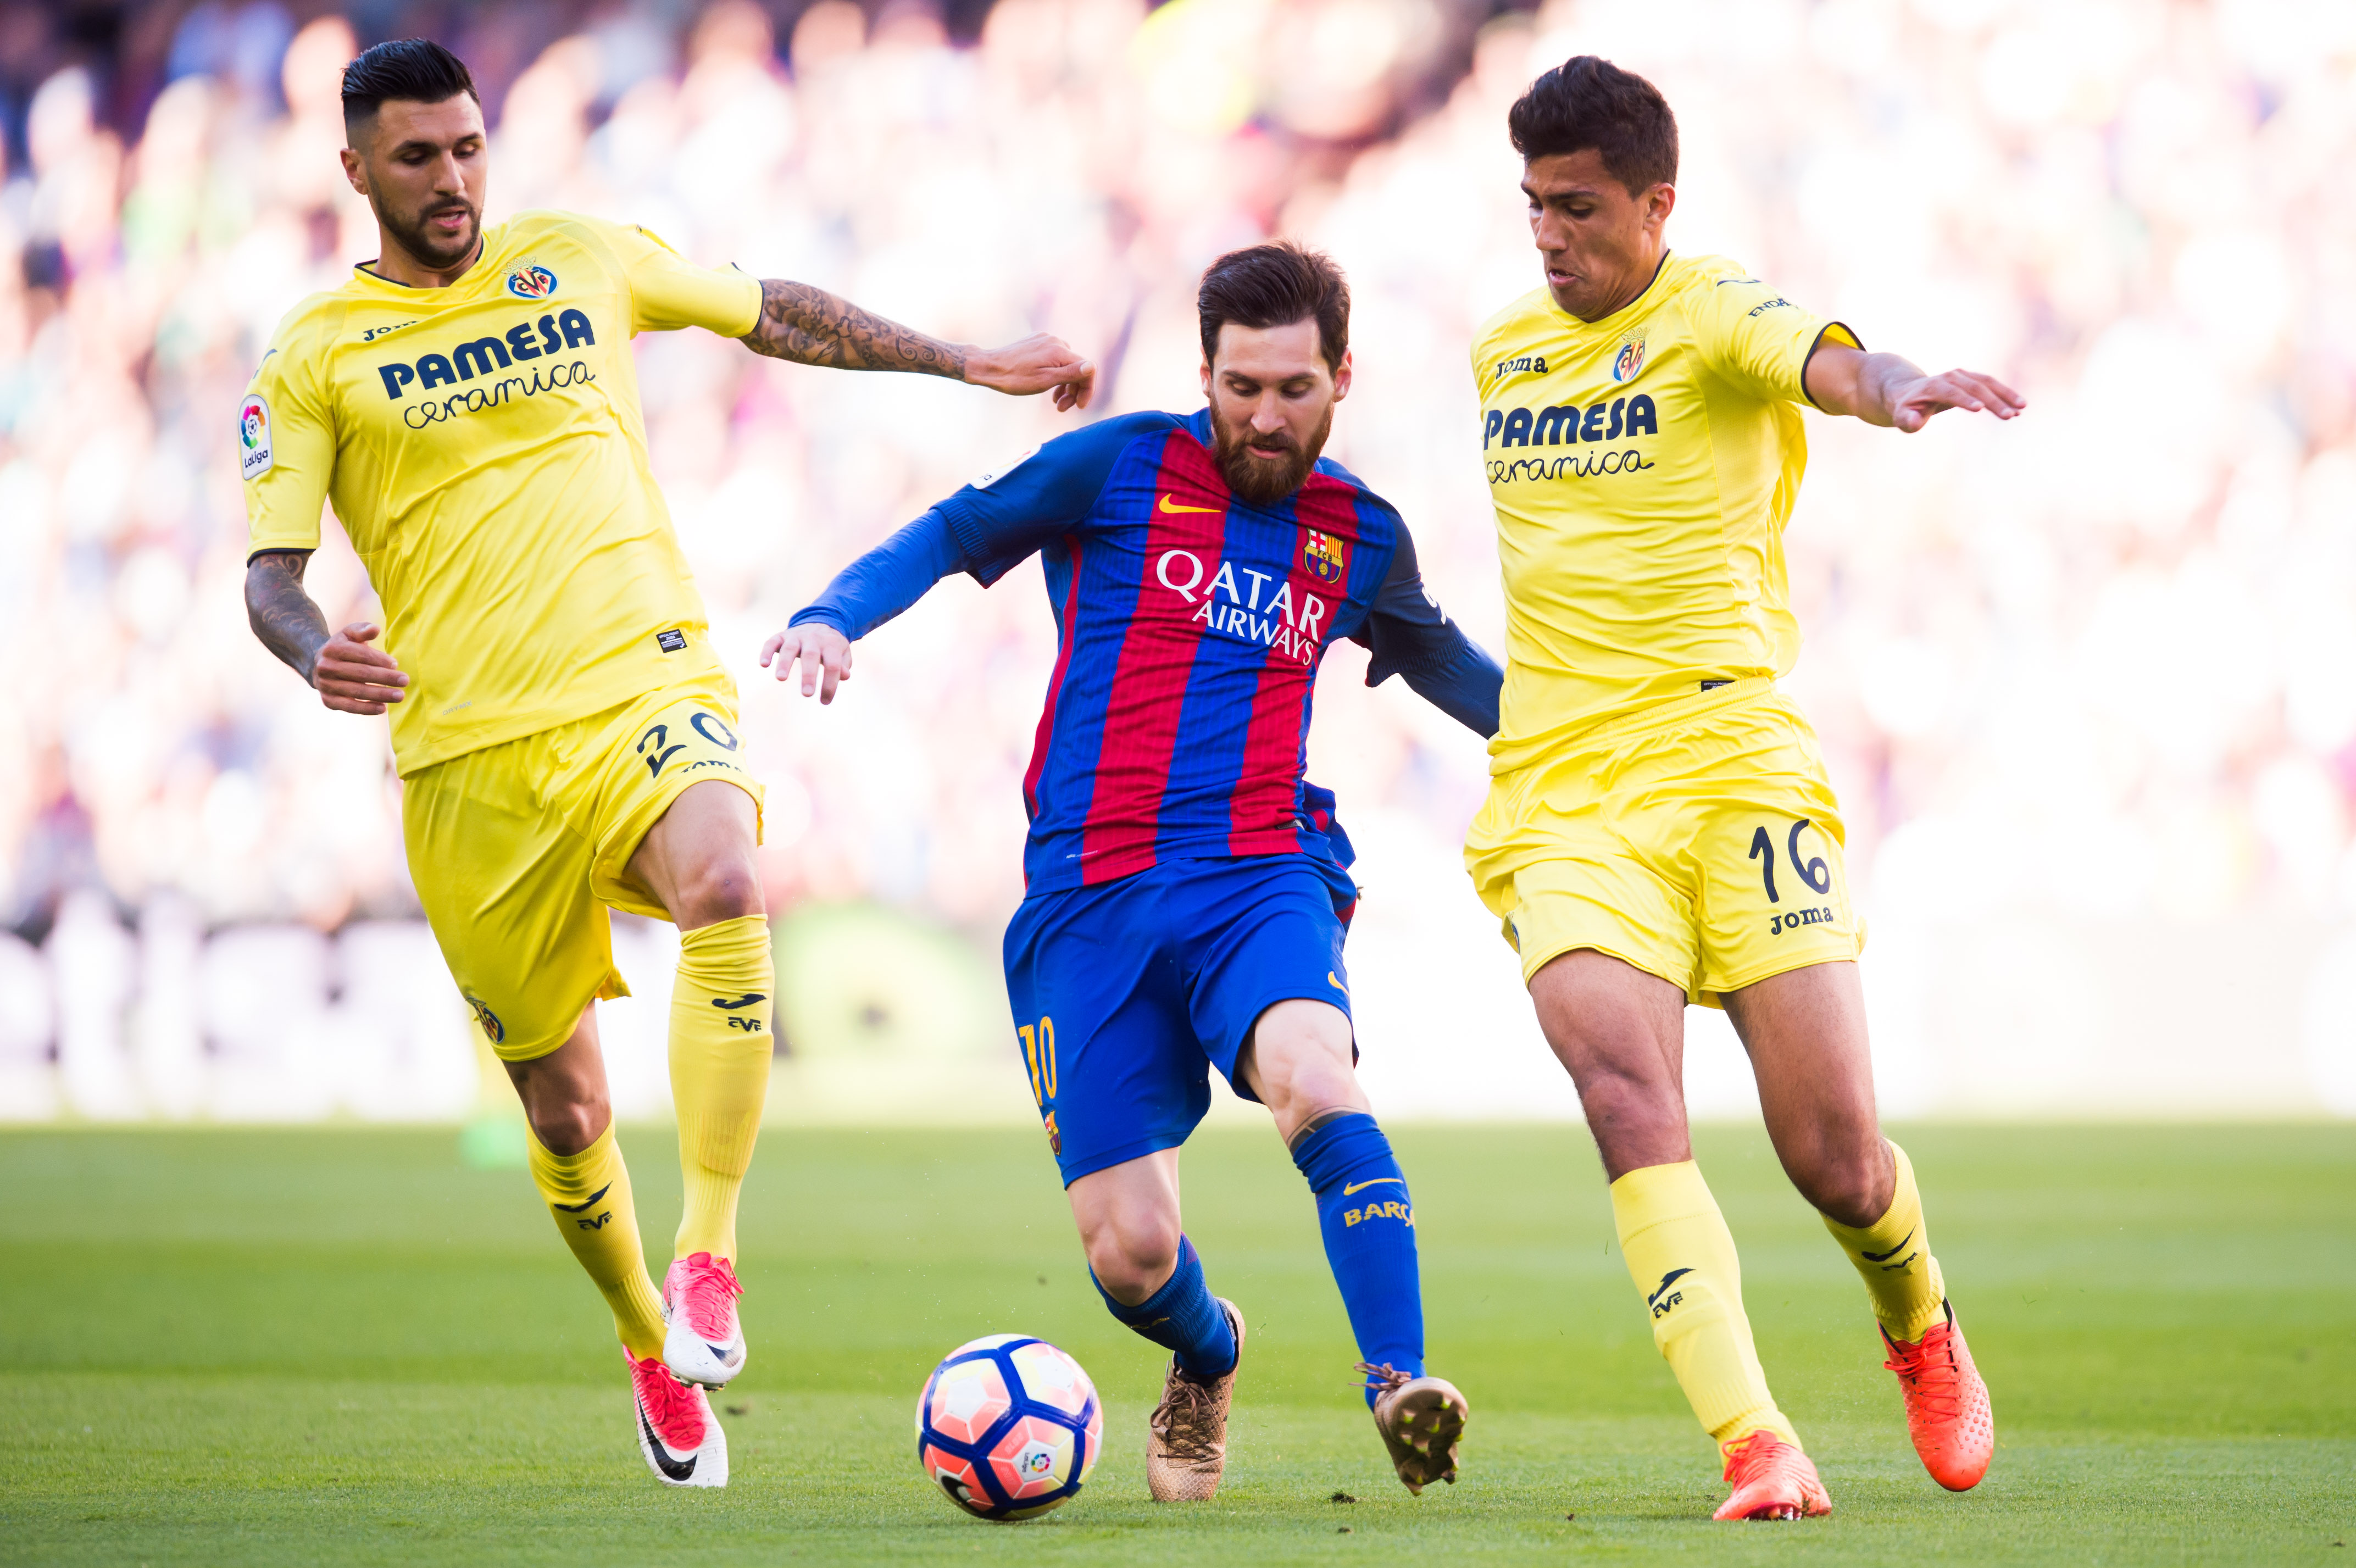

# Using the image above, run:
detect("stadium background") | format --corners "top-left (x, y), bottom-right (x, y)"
top-left (4, 0), bottom-right (2356, 1138)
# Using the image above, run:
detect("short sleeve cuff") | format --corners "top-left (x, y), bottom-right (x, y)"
top-left (721, 267), bottom-right (762, 338)
top-left (1801, 320), bottom-right (1865, 409)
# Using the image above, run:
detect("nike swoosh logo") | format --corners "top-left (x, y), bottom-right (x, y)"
top-left (638, 1407), bottom-right (698, 1481)
top-left (552, 1183), bottom-right (612, 1213)
top-left (706, 1341), bottom-right (735, 1360)
top-left (1343, 1178), bottom-right (1404, 1196)
top-left (1327, 971), bottom-right (1348, 993)
top-left (1861, 1227), bottom-right (1916, 1264)
top-left (1648, 1267), bottom-right (1694, 1307)
top-left (1715, 276), bottom-right (1762, 286)
top-left (1158, 493), bottom-right (1220, 514)
top-left (711, 993), bottom-right (767, 1010)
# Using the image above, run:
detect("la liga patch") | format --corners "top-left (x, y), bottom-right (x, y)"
top-left (238, 394), bottom-right (273, 480)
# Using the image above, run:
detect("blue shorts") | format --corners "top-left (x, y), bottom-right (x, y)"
top-left (1003, 855), bottom-right (1355, 1186)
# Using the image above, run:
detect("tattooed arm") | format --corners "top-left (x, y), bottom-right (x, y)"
top-left (743, 280), bottom-right (1096, 410)
top-left (244, 549), bottom-right (409, 715)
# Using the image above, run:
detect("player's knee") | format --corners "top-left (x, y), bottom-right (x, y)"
top-left (1085, 1216), bottom-right (1180, 1305)
top-left (671, 857), bottom-right (764, 929)
top-left (1575, 1051), bottom-right (1682, 1124)
top-left (1794, 1149), bottom-right (1887, 1228)
top-left (1246, 1002), bottom-right (1355, 1110)
top-left (526, 1093), bottom-right (610, 1157)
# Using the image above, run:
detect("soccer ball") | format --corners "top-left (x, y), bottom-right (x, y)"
top-left (915, 1333), bottom-right (1103, 1520)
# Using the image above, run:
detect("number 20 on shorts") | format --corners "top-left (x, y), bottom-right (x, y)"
top-left (1018, 1017), bottom-right (1057, 1107)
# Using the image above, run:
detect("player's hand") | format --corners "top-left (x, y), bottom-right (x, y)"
top-left (965, 333), bottom-right (1096, 412)
top-left (310, 622), bottom-right (408, 715)
top-left (1888, 369), bottom-right (2025, 432)
top-left (760, 624), bottom-right (854, 703)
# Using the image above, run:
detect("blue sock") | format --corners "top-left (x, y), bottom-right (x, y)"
top-left (1092, 1235), bottom-right (1237, 1380)
top-left (1292, 1113), bottom-right (1425, 1406)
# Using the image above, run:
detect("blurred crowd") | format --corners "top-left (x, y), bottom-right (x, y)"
top-left (3, 0), bottom-right (2355, 1111)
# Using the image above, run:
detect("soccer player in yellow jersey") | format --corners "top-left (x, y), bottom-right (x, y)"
top-left (240, 40), bottom-right (1093, 1488)
top-left (1464, 57), bottom-right (2024, 1520)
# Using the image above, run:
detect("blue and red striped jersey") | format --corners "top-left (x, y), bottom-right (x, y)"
top-left (793, 409), bottom-right (1499, 895)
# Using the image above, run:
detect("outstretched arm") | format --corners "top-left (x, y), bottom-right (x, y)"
top-left (1803, 344), bottom-right (2025, 432)
top-left (244, 550), bottom-right (408, 715)
top-left (742, 280), bottom-right (1096, 411)
top-left (760, 512), bottom-right (968, 703)
top-left (1357, 529), bottom-right (1502, 738)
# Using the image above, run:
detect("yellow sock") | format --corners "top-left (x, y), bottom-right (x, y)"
top-left (526, 1122), bottom-right (665, 1360)
top-left (1610, 1160), bottom-right (1801, 1450)
top-left (1821, 1139), bottom-right (1947, 1342)
top-left (670, 914), bottom-right (775, 1264)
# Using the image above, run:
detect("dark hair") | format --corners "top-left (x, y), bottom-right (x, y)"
top-left (1197, 242), bottom-right (1351, 374)
top-left (1507, 55), bottom-right (1677, 196)
top-left (341, 38), bottom-right (479, 136)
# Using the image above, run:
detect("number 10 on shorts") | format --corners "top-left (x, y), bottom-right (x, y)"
top-left (1018, 1017), bottom-right (1058, 1107)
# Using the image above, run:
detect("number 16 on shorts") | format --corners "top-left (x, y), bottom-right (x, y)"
top-left (1747, 818), bottom-right (1840, 937)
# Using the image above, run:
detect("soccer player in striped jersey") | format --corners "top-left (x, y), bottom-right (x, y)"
top-left (1464, 57), bottom-right (2021, 1519)
top-left (767, 243), bottom-right (1499, 1500)
top-left (239, 39), bottom-right (1092, 1488)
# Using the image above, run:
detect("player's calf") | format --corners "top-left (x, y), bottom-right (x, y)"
top-left (1087, 1236), bottom-right (1243, 1499)
top-left (1288, 1111), bottom-right (1466, 1474)
top-left (1816, 1141), bottom-right (1991, 1489)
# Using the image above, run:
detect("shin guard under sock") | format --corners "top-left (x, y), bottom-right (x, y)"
top-left (526, 1122), bottom-right (666, 1360)
top-left (1610, 1160), bottom-right (1800, 1449)
top-left (669, 914), bottom-right (775, 1264)
top-left (1821, 1139), bottom-right (1948, 1342)
top-left (1291, 1112), bottom-right (1424, 1404)
top-left (1093, 1235), bottom-right (1238, 1380)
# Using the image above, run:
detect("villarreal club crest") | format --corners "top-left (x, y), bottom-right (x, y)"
top-left (505, 262), bottom-right (558, 300)
top-left (916, 1335), bottom-right (1103, 1520)
top-left (1301, 527), bottom-right (1348, 587)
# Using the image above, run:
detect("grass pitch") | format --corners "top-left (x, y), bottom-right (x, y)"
top-left (2, 1121), bottom-right (2351, 1565)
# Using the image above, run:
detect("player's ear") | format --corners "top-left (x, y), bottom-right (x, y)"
top-left (1331, 349), bottom-right (1353, 403)
top-left (340, 142), bottom-right (369, 198)
top-left (1200, 356), bottom-right (1214, 401)
top-left (1645, 181), bottom-right (1677, 233)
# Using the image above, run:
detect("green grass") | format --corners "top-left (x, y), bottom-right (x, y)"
top-left (2, 1123), bottom-right (2351, 1565)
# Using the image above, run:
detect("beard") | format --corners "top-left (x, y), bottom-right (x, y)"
top-left (1210, 398), bottom-right (1334, 504)
top-left (378, 193), bottom-right (481, 272)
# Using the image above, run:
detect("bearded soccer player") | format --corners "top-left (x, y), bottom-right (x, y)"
top-left (240, 40), bottom-right (1092, 1488)
top-left (1463, 57), bottom-right (2022, 1520)
top-left (766, 244), bottom-right (1496, 1499)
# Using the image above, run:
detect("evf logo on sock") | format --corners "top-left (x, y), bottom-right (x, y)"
top-left (553, 1182), bottom-right (615, 1232)
top-left (1648, 1267), bottom-right (1693, 1319)
top-left (1861, 1227), bottom-right (1920, 1274)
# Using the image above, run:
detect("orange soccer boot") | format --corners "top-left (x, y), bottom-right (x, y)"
top-left (1882, 1300), bottom-right (1994, 1491)
top-left (1713, 1429), bottom-right (1832, 1521)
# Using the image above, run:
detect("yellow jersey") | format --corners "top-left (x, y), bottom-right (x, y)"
top-left (1469, 252), bottom-right (1859, 772)
top-left (241, 210), bottom-right (762, 775)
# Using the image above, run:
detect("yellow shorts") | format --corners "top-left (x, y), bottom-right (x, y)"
top-left (1465, 678), bottom-right (1861, 1006)
top-left (402, 676), bottom-right (764, 1061)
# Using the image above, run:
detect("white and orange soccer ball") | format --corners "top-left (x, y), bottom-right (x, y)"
top-left (915, 1334), bottom-right (1103, 1520)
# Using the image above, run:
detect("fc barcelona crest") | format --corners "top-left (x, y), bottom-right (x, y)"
top-left (1301, 528), bottom-right (1348, 586)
